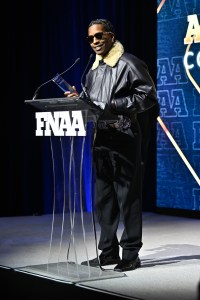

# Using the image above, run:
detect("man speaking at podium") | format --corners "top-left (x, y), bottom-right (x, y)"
top-left (65, 19), bottom-right (159, 272)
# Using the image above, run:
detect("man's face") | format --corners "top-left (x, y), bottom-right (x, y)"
top-left (87, 24), bottom-right (114, 56)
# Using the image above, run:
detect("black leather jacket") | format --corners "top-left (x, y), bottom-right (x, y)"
top-left (83, 52), bottom-right (159, 122)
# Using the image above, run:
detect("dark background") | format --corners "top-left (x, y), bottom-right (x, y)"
top-left (0, 0), bottom-right (157, 216)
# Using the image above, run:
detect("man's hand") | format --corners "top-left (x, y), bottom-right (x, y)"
top-left (64, 86), bottom-right (79, 97)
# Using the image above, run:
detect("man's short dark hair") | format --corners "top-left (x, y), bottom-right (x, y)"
top-left (88, 19), bottom-right (115, 34)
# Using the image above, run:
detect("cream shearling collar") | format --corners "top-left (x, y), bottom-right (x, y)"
top-left (91, 40), bottom-right (124, 70)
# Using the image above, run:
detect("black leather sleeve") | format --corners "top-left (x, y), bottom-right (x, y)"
top-left (110, 98), bottom-right (128, 111)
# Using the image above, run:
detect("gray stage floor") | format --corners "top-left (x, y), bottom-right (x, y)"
top-left (0, 212), bottom-right (199, 300)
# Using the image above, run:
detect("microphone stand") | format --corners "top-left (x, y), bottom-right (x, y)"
top-left (32, 58), bottom-right (80, 100)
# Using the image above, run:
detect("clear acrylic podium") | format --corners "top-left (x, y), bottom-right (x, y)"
top-left (16, 97), bottom-right (125, 283)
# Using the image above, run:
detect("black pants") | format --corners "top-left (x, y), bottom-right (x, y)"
top-left (93, 121), bottom-right (143, 261)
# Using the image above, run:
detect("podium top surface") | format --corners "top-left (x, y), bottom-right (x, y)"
top-left (25, 97), bottom-right (102, 118)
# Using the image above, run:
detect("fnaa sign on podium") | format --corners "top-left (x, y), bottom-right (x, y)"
top-left (21, 97), bottom-right (125, 283)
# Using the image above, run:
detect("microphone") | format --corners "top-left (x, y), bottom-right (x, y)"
top-left (32, 57), bottom-right (80, 100)
top-left (81, 54), bottom-right (94, 99)
top-left (80, 54), bottom-right (102, 112)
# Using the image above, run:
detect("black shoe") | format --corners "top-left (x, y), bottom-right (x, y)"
top-left (81, 255), bottom-right (121, 267)
top-left (114, 257), bottom-right (141, 272)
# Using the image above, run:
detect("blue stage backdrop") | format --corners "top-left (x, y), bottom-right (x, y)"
top-left (157, 0), bottom-right (200, 213)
